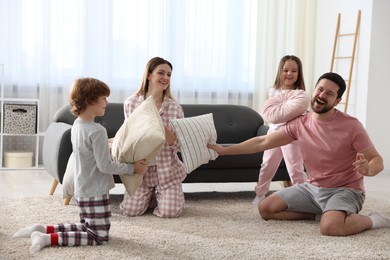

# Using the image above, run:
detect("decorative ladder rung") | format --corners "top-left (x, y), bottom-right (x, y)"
top-left (330, 10), bottom-right (361, 114)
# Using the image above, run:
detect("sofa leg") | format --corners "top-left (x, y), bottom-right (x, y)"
top-left (63, 196), bottom-right (72, 205)
top-left (49, 179), bottom-right (59, 195)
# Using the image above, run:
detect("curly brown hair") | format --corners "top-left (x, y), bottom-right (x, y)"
top-left (68, 77), bottom-right (110, 116)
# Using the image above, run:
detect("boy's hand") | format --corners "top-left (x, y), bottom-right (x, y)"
top-left (108, 138), bottom-right (114, 148)
top-left (134, 159), bottom-right (148, 175)
top-left (108, 138), bottom-right (114, 156)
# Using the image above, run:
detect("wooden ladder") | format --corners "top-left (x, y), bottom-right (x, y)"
top-left (330, 10), bottom-right (361, 113)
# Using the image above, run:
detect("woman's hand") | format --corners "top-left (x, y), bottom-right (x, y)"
top-left (164, 125), bottom-right (176, 146)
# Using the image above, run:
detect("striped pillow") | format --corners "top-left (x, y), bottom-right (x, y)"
top-left (170, 113), bottom-right (218, 173)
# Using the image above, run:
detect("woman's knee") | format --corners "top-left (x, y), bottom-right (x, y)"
top-left (121, 206), bottom-right (147, 217)
top-left (157, 196), bottom-right (185, 218)
top-left (157, 206), bottom-right (183, 218)
top-left (155, 185), bottom-right (185, 218)
top-left (120, 200), bottom-right (149, 217)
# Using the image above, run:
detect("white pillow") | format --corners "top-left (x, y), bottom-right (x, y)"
top-left (170, 113), bottom-right (218, 174)
top-left (111, 96), bottom-right (165, 195)
top-left (62, 152), bottom-right (75, 199)
top-left (262, 89), bottom-right (310, 124)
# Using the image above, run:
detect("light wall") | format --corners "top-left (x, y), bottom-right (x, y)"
top-left (366, 0), bottom-right (390, 170)
top-left (314, 0), bottom-right (390, 170)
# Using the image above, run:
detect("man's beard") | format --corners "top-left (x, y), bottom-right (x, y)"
top-left (310, 99), bottom-right (335, 114)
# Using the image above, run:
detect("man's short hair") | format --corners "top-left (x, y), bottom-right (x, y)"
top-left (316, 72), bottom-right (346, 98)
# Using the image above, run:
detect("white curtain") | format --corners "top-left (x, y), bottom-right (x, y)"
top-left (0, 0), bottom-right (316, 131)
top-left (253, 0), bottom-right (317, 113)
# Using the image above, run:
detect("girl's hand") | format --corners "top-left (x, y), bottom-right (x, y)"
top-left (134, 159), bottom-right (148, 175)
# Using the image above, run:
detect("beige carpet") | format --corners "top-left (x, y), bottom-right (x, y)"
top-left (1, 192), bottom-right (390, 260)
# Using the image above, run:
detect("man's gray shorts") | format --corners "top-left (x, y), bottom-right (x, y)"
top-left (275, 182), bottom-right (365, 215)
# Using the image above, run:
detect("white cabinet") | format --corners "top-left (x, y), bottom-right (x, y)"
top-left (0, 64), bottom-right (44, 169)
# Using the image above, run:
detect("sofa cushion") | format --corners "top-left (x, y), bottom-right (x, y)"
top-left (170, 113), bottom-right (218, 173)
top-left (111, 96), bottom-right (165, 195)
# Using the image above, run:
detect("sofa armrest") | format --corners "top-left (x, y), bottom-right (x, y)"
top-left (257, 125), bottom-right (269, 136)
top-left (43, 122), bottom-right (73, 184)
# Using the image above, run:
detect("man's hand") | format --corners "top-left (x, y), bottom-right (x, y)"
top-left (353, 153), bottom-right (369, 176)
top-left (134, 159), bottom-right (148, 175)
top-left (207, 144), bottom-right (227, 156)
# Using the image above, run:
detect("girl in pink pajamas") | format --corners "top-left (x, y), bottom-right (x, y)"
top-left (120, 57), bottom-right (187, 218)
top-left (252, 55), bottom-right (308, 205)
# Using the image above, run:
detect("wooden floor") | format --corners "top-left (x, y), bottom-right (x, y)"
top-left (0, 169), bottom-right (389, 203)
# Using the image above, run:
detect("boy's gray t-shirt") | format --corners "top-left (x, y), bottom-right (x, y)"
top-left (71, 118), bottom-right (134, 198)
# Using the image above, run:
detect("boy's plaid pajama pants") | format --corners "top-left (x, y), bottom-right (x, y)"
top-left (50, 193), bottom-right (111, 246)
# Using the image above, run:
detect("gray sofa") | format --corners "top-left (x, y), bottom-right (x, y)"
top-left (43, 103), bottom-right (290, 194)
